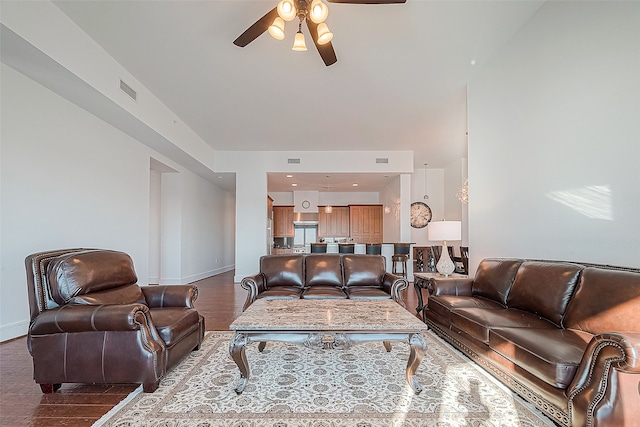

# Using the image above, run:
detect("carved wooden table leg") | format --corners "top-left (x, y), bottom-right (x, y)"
top-left (406, 333), bottom-right (427, 393)
top-left (229, 332), bottom-right (250, 394)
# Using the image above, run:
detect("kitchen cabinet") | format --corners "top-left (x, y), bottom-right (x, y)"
top-left (349, 205), bottom-right (383, 243)
top-left (318, 206), bottom-right (349, 238)
top-left (267, 196), bottom-right (273, 219)
top-left (273, 206), bottom-right (294, 237)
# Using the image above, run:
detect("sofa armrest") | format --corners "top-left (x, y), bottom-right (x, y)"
top-left (429, 277), bottom-right (473, 296)
top-left (30, 304), bottom-right (153, 335)
top-left (568, 332), bottom-right (640, 427)
top-left (240, 274), bottom-right (266, 311)
top-left (142, 285), bottom-right (198, 308)
top-left (382, 273), bottom-right (408, 308)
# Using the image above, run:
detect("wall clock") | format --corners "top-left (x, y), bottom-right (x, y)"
top-left (410, 202), bottom-right (432, 229)
top-left (301, 200), bottom-right (310, 209)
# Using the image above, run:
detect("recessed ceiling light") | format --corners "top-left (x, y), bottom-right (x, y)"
top-left (286, 175), bottom-right (293, 178)
top-left (292, 183), bottom-right (298, 187)
top-left (470, 59), bottom-right (477, 66)
top-left (352, 183), bottom-right (358, 187)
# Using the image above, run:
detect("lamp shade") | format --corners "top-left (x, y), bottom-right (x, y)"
top-left (277, 0), bottom-right (297, 21)
top-left (292, 31), bottom-right (307, 51)
top-left (309, 0), bottom-right (329, 24)
top-left (427, 220), bottom-right (461, 241)
top-left (268, 17), bottom-right (285, 40)
top-left (316, 23), bottom-right (333, 45)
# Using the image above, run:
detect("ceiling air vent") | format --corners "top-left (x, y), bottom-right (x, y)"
top-left (288, 158), bottom-right (301, 164)
top-left (376, 158), bottom-right (389, 164)
top-left (119, 79), bottom-right (137, 101)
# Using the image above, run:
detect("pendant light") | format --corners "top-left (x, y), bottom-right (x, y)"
top-left (423, 163), bottom-right (429, 200)
top-left (324, 175), bottom-right (333, 214)
top-left (292, 18), bottom-right (307, 51)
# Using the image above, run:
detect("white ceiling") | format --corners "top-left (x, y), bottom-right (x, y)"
top-left (51, 0), bottom-right (543, 192)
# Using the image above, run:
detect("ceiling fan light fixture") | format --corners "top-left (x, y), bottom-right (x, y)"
top-left (309, 0), bottom-right (329, 24)
top-left (316, 23), bottom-right (333, 45)
top-left (277, 0), bottom-right (297, 21)
top-left (268, 17), bottom-right (286, 40)
top-left (292, 30), bottom-right (307, 51)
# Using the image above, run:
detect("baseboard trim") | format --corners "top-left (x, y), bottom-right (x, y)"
top-left (158, 265), bottom-right (235, 285)
top-left (1, 319), bottom-right (29, 343)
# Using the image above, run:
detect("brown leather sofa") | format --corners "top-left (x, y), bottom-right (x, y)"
top-left (25, 248), bottom-right (205, 393)
top-left (241, 254), bottom-right (408, 310)
top-left (423, 258), bottom-right (640, 427)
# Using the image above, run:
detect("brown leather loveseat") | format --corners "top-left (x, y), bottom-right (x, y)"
top-left (424, 258), bottom-right (640, 427)
top-left (25, 248), bottom-right (205, 393)
top-left (241, 254), bottom-right (408, 310)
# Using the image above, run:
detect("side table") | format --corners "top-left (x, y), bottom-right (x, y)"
top-left (413, 272), bottom-right (468, 322)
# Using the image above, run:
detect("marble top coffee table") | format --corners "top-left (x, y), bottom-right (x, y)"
top-left (229, 299), bottom-right (428, 395)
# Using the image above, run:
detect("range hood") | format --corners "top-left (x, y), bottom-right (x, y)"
top-left (293, 212), bottom-right (319, 225)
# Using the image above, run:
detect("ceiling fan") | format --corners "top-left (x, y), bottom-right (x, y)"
top-left (233, 0), bottom-right (406, 67)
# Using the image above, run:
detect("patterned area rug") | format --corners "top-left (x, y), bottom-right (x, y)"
top-left (94, 331), bottom-right (555, 427)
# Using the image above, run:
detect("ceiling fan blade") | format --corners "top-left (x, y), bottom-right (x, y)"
top-left (327, 0), bottom-right (406, 3)
top-left (233, 7), bottom-right (279, 47)
top-left (306, 19), bottom-right (337, 67)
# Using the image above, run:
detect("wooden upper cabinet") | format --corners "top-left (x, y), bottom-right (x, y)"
top-left (349, 205), bottom-right (383, 243)
top-left (267, 196), bottom-right (274, 219)
top-left (273, 206), bottom-right (294, 237)
top-left (318, 206), bottom-right (349, 237)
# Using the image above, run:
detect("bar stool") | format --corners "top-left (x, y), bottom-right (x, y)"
top-left (365, 243), bottom-right (382, 255)
top-left (338, 243), bottom-right (355, 254)
top-left (392, 243), bottom-right (411, 278)
top-left (310, 243), bottom-right (327, 253)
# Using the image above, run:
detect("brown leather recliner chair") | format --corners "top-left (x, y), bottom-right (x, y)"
top-left (25, 248), bottom-right (205, 393)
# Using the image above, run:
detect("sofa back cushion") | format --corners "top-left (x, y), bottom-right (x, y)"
top-left (305, 254), bottom-right (343, 287)
top-left (472, 259), bottom-right (523, 305)
top-left (261, 255), bottom-right (304, 288)
top-left (47, 250), bottom-right (138, 304)
top-left (70, 283), bottom-right (146, 305)
top-left (343, 255), bottom-right (385, 287)
top-left (563, 267), bottom-right (640, 333)
top-left (506, 261), bottom-right (582, 326)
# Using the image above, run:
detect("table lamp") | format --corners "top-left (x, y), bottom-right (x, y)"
top-left (427, 220), bottom-right (462, 276)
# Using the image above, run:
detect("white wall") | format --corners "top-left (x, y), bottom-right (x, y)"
top-left (468, 1), bottom-right (640, 272)
top-left (0, 64), bottom-right (235, 341)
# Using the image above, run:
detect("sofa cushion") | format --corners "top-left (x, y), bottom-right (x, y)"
top-left (149, 307), bottom-right (201, 346)
top-left (449, 307), bottom-right (557, 344)
top-left (563, 267), bottom-right (640, 333)
top-left (428, 295), bottom-right (504, 324)
top-left (346, 287), bottom-right (390, 300)
top-left (302, 286), bottom-right (348, 299)
top-left (343, 255), bottom-right (386, 287)
top-left (47, 250), bottom-right (138, 304)
top-left (261, 255), bottom-right (304, 289)
top-left (69, 283), bottom-right (146, 305)
top-left (305, 255), bottom-right (343, 288)
top-left (506, 261), bottom-right (582, 326)
top-left (472, 259), bottom-right (523, 305)
top-left (256, 286), bottom-right (304, 300)
top-left (489, 327), bottom-right (592, 389)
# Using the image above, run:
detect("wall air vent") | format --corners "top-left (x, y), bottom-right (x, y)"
top-left (119, 79), bottom-right (137, 101)
top-left (288, 158), bottom-right (301, 164)
top-left (376, 158), bottom-right (389, 164)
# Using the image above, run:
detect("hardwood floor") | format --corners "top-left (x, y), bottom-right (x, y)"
top-left (0, 271), bottom-right (421, 426)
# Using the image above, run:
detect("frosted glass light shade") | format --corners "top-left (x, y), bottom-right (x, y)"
top-left (309, 0), bottom-right (329, 24)
top-left (268, 17), bottom-right (285, 40)
top-left (316, 23), bottom-right (333, 45)
top-left (427, 220), bottom-right (461, 241)
top-left (325, 205), bottom-right (333, 214)
top-left (292, 31), bottom-right (307, 51)
top-left (277, 0), bottom-right (296, 21)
